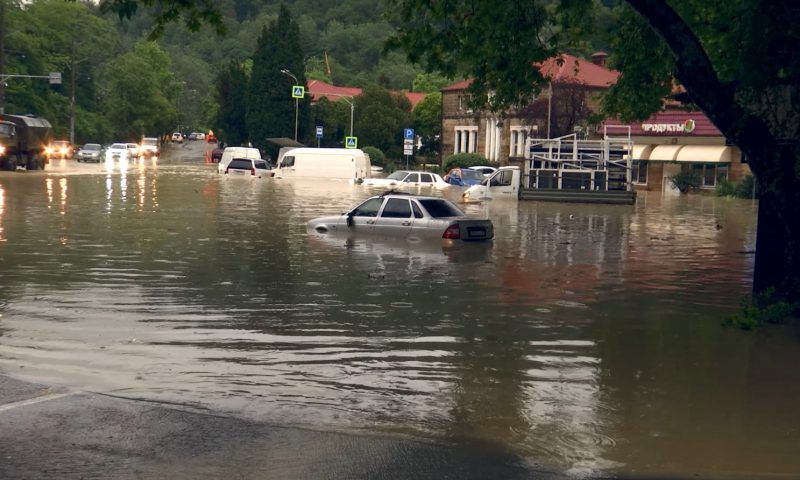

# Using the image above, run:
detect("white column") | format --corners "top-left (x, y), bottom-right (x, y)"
top-left (460, 130), bottom-right (468, 153)
top-left (485, 121), bottom-right (491, 158)
top-left (470, 130), bottom-right (477, 153)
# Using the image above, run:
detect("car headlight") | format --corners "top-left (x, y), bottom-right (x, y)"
top-left (0, 145), bottom-right (6, 155)
top-left (60, 147), bottom-right (69, 154)
top-left (45, 147), bottom-right (54, 155)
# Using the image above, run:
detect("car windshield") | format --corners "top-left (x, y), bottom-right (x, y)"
top-left (461, 169), bottom-right (484, 181)
top-left (418, 199), bottom-right (464, 218)
top-left (142, 139), bottom-right (157, 145)
top-left (82, 144), bottom-right (101, 151)
top-left (387, 171), bottom-right (409, 180)
top-left (110, 143), bottom-right (127, 149)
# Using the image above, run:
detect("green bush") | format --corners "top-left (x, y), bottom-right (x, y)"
top-left (714, 175), bottom-right (759, 199)
top-left (714, 178), bottom-right (737, 197)
top-left (443, 153), bottom-right (489, 171)
top-left (722, 288), bottom-right (798, 330)
top-left (669, 170), bottom-right (701, 194)
top-left (362, 146), bottom-right (386, 167)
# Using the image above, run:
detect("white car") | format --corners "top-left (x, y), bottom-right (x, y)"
top-left (218, 147), bottom-right (262, 174)
top-left (126, 143), bottom-right (139, 158)
top-left (469, 165), bottom-right (498, 177)
top-left (105, 143), bottom-right (129, 162)
top-left (222, 158), bottom-right (273, 178)
top-left (140, 137), bottom-right (159, 157)
top-left (171, 132), bottom-right (183, 143)
top-left (75, 143), bottom-right (104, 162)
top-left (362, 170), bottom-right (448, 187)
top-left (307, 193), bottom-right (494, 244)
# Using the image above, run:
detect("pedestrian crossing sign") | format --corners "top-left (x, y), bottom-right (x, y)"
top-left (292, 86), bottom-right (305, 98)
top-left (345, 136), bottom-right (358, 149)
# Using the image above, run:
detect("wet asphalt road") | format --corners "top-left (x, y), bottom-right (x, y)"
top-left (0, 374), bottom-right (568, 480)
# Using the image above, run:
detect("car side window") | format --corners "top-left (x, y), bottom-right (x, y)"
top-left (380, 198), bottom-right (412, 218)
top-left (420, 174), bottom-right (433, 183)
top-left (282, 156), bottom-right (295, 168)
top-left (404, 173), bottom-right (419, 183)
top-left (490, 170), bottom-right (512, 186)
top-left (351, 198), bottom-right (383, 217)
top-left (254, 161), bottom-right (269, 170)
top-left (411, 202), bottom-right (424, 219)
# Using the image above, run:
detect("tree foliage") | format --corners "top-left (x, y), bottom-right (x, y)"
top-left (245, 4), bottom-right (310, 153)
top-left (100, 41), bottom-right (179, 140)
top-left (353, 85), bottom-right (412, 158)
top-left (214, 61), bottom-right (249, 146)
top-left (412, 92), bottom-right (441, 156)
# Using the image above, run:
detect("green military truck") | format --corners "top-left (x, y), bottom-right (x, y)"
top-left (0, 114), bottom-right (53, 171)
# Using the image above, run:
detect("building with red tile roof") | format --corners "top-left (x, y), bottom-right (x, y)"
top-left (306, 80), bottom-right (427, 109)
top-left (441, 53), bottom-right (620, 164)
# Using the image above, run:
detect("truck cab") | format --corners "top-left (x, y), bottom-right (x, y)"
top-left (462, 166), bottom-right (521, 201)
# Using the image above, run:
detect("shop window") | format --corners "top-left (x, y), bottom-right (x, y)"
top-left (691, 163), bottom-right (729, 187)
top-left (631, 161), bottom-right (648, 184)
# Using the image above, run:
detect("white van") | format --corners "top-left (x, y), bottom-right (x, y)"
top-left (218, 147), bottom-right (262, 174)
top-left (275, 148), bottom-right (371, 181)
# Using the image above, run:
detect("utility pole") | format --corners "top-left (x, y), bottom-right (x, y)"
top-left (70, 38), bottom-right (76, 144)
top-left (1, 0), bottom-right (6, 116)
top-left (279, 69), bottom-right (299, 141)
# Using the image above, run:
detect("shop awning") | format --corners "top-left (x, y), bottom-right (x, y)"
top-left (675, 145), bottom-right (733, 163)
top-left (649, 145), bottom-right (683, 161)
top-left (626, 144), bottom-right (654, 161)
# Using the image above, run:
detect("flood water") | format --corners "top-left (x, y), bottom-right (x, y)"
top-left (1, 144), bottom-right (799, 478)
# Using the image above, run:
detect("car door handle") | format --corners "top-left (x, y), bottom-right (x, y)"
top-left (401, 221), bottom-right (411, 226)
top-left (367, 220), bottom-right (375, 224)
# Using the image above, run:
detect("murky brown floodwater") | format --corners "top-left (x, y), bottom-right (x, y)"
top-left (1, 143), bottom-right (798, 478)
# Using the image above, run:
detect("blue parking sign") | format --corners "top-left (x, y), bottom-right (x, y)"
top-left (404, 128), bottom-right (414, 140)
top-left (316, 126), bottom-right (323, 139)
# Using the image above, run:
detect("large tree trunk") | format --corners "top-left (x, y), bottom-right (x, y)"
top-left (750, 145), bottom-right (800, 303)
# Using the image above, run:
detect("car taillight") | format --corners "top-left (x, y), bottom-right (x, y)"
top-left (442, 224), bottom-right (460, 239)
top-left (251, 168), bottom-right (255, 176)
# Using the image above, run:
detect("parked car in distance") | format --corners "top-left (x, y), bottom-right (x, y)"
top-left (195, 133), bottom-right (205, 140)
top-left (307, 193), bottom-right (494, 244)
top-left (126, 143), bottom-right (140, 158)
top-left (75, 143), bottom-right (104, 162)
top-left (469, 166), bottom-right (498, 177)
top-left (106, 143), bottom-right (129, 162)
top-left (218, 147), bottom-right (262, 173)
top-left (209, 147), bottom-right (224, 163)
top-left (444, 167), bottom-right (485, 186)
top-left (362, 170), bottom-right (448, 187)
top-left (222, 158), bottom-right (273, 178)
top-left (171, 132), bottom-right (183, 143)
top-left (140, 137), bottom-right (159, 157)
top-left (46, 139), bottom-right (72, 159)
top-left (187, 133), bottom-right (198, 141)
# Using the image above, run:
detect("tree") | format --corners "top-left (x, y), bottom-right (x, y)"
top-left (412, 92), bottom-right (441, 156)
top-left (389, 0), bottom-right (800, 304)
top-left (100, 41), bottom-right (179, 139)
top-left (245, 4), bottom-right (310, 153)
top-left (214, 60), bottom-right (249, 146)
top-left (353, 85), bottom-right (412, 158)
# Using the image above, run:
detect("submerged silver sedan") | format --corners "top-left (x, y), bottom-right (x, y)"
top-left (307, 193), bottom-right (494, 243)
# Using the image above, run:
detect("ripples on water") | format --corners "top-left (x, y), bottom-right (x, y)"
top-left (1, 158), bottom-right (798, 477)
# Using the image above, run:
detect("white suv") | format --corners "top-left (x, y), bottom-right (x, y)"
top-left (223, 158), bottom-right (273, 178)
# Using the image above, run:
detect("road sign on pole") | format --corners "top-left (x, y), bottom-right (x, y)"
top-left (345, 136), bottom-right (358, 149)
top-left (404, 128), bottom-right (414, 140)
top-left (48, 72), bottom-right (62, 85)
top-left (315, 126), bottom-right (323, 138)
top-left (292, 86), bottom-right (305, 98)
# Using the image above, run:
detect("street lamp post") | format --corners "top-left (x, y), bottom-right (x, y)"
top-left (324, 93), bottom-right (354, 138)
top-left (280, 69), bottom-right (299, 142)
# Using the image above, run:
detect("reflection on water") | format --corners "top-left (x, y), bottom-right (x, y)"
top-left (0, 161), bottom-right (798, 478)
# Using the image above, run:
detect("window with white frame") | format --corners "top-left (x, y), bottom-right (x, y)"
top-left (454, 126), bottom-right (478, 153)
top-left (691, 163), bottom-right (729, 187)
top-left (509, 127), bottom-right (528, 157)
